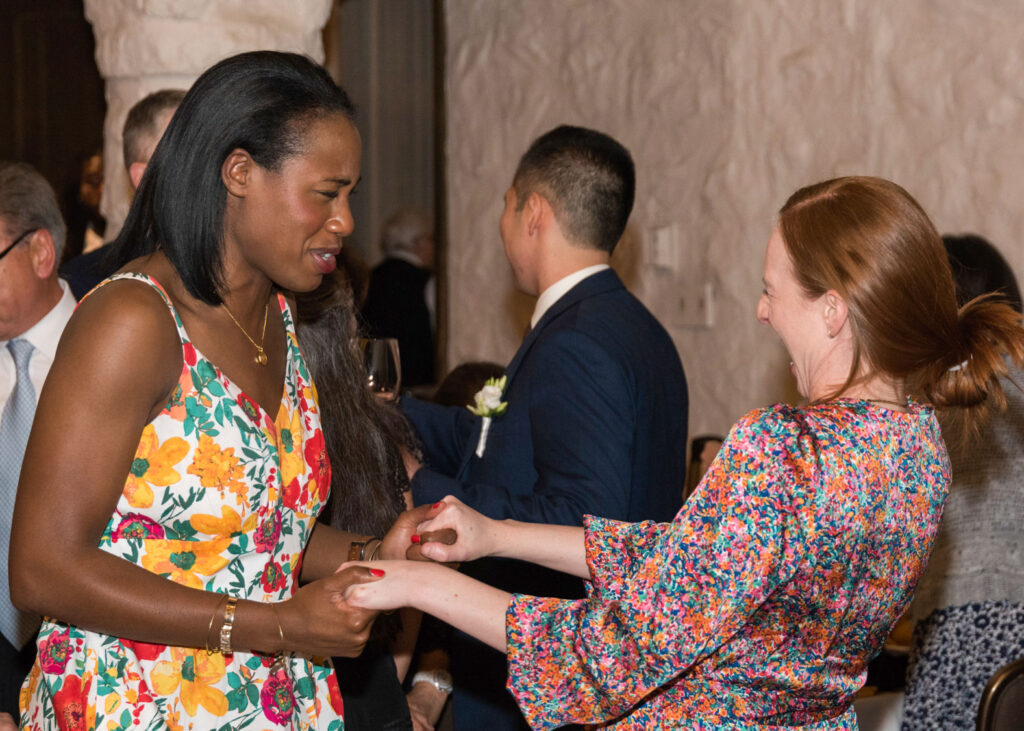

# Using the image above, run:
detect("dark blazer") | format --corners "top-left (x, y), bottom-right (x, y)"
top-left (403, 268), bottom-right (688, 730)
top-left (361, 257), bottom-right (435, 387)
top-left (60, 245), bottom-right (114, 300)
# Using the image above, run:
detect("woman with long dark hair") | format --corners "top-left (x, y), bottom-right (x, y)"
top-left (10, 51), bottom-right (425, 728)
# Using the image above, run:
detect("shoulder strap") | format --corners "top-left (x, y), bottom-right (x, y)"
top-left (83, 272), bottom-right (189, 344)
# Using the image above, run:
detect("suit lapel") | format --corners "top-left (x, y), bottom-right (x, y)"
top-left (456, 269), bottom-right (625, 480)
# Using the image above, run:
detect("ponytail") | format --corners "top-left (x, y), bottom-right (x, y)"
top-left (921, 295), bottom-right (1024, 443)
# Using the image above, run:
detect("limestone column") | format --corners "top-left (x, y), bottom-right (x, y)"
top-left (83, 0), bottom-right (334, 240)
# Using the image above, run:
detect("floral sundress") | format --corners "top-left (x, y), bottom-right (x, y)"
top-left (20, 273), bottom-right (344, 730)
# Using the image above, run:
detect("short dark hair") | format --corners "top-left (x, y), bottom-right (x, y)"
top-left (109, 51), bottom-right (356, 305)
top-left (513, 125), bottom-right (635, 253)
top-left (122, 89), bottom-right (187, 168)
top-left (0, 161), bottom-right (67, 259)
top-left (942, 234), bottom-right (1022, 314)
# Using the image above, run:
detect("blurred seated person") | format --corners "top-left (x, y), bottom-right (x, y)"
top-left (682, 434), bottom-right (723, 503)
top-left (901, 233), bottom-right (1024, 729)
top-left (433, 361), bottom-right (505, 408)
top-left (61, 89), bottom-right (185, 299)
top-left (361, 207), bottom-right (436, 387)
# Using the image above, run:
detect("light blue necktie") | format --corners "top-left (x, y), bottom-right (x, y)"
top-left (0, 339), bottom-right (42, 648)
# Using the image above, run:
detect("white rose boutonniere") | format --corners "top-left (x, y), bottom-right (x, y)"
top-left (467, 375), bottom-right (508, 457)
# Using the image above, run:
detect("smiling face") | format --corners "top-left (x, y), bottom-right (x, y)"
top-left (757, 226), bottom-right (830, 399)
top-left (223, 113), bottom-right (362, 294)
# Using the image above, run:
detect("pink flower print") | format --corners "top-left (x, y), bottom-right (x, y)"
top-left (254, 510), bottom-right (282, 553)
top-left (39, 626), bottom-right (71, 674)
top-left (113, 513), bottom-right (166, 540)
top-left (260, 666), bottom-right (296, 725)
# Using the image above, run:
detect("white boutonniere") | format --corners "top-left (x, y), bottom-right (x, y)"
top-left (467, 375), bottom-right (508, 457)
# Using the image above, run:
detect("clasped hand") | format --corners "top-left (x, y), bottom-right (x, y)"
top-left (343, 496), bottom-right (501, 612)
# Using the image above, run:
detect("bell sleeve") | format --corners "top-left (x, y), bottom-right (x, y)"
top-left (504, 407), bottom-right (814, 729)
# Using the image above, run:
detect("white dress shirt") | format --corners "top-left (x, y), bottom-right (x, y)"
top-left (0, 279), bottom-right (76, 407)
top-left (529, 264), bottom-right (610, 330)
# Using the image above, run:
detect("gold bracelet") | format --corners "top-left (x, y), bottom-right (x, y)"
top-left (206, 594), bottom-right (227, 655)
top-left (348, 538), bottom-right (368, 562)
top-left (347, 536), bottom-right (383, 562)
top-left (270, 603), bottom-right (286, 649)
top-left (219, 596), bottom-right (239, 655)
top-left (369, 539), bottom-right (383, 561)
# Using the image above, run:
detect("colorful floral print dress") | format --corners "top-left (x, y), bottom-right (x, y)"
top-left (506, 400), bottom-right (950, 730)
top-left (20, 274), bottom-right (344, 731)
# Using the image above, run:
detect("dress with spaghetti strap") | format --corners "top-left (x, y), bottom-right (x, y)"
top-left (20, 273), bottom-right (344, 730)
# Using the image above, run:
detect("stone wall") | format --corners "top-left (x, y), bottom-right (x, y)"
top-left (443, 0), bottom-right (1024, 437)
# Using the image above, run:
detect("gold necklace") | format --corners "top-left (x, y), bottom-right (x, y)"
top-left (222, 301), bottom-right (269, 366)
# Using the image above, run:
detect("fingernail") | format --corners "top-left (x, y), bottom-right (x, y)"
top-left (411, 534), bottom-right (421, 544)
top-left (432, 502), bottom-right (443, 509)
top-left (369, 568), bottom-right (385, 577)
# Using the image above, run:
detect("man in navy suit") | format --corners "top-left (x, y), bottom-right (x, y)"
top-left (402, 125), bottom-right (688, 729)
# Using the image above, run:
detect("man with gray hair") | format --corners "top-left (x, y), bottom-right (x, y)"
top-left (0, 161), bottom-right (75, 714)
top-left (61, 88), bottom-right (185, 299)
top-left (361, 206), bottom-right (437, 386)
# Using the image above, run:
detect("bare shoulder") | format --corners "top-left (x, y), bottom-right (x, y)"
top-left (54, 275), bottom-right (183, 418)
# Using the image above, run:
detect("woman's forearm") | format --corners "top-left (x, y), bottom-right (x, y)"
top-left (491, 521), bottom-right (590, 579)
top-left (410, 565), bottom-right (511, 652)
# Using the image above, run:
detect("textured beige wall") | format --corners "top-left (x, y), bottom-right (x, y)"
top-left (443, 0), bottom-right (1024, 438)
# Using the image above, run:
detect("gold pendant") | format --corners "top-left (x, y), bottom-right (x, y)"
top-left (255, 350), bottom-right (268, 366)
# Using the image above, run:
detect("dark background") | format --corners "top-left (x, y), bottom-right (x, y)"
top-left (0, 0), bottom-right (105, 220)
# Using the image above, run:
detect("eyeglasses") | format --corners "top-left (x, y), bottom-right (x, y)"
top-left (0, 228), bottom-right (38, 263)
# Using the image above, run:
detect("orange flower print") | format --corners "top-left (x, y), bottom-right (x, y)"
top-left (274, 407), bottom-right (305, 489)
top-left (125, 424), bottom-right (189, 508)
top-left (187, 433), bottom-right (247, 502)
top-left (190, 505), bottom-right (258, 538)
top-left (151, 647), bottom-right (228, 716)
top-left (141, 537), bottom-right (232, 589)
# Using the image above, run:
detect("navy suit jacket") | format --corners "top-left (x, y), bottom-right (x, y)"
top-left (403, 269), bottom-right (688, 729)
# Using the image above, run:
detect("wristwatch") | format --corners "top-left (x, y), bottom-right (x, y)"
top-left (411, 669), bottom-right (453, 695)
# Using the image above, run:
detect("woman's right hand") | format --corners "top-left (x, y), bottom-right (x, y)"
top-left (279, 565), bottom-right (383, 657)
top-left (413, 496), bottom-right (502, 564)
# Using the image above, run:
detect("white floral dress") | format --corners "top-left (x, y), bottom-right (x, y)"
top-left (20, 274), bottom-right (344, 731)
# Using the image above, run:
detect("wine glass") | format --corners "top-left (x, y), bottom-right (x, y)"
top-left (359, 337), bottom-right (401, 399)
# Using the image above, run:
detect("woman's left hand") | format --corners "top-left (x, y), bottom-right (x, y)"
top-left (341, 560), bottom-right (442, 612)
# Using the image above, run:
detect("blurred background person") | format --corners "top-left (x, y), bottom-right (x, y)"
top-left (61, 88), bottom-right (185, 300)
top-left (0, 161), bottom-right (72, 718)
top-left (432, 361), bottom-right (505, 408)
top-left (681, 433), bottom-right (724, 504)
top-left (296, 270), bottom-right (423, 731)
top-left (361, 206), bottom-right (437, 388)
top-left (59, 149), bottom-right (105, 266)
top-left (900, 233), bottom-right (1024, 730)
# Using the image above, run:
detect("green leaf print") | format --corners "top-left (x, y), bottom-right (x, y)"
top-left (245, 682), bottom-right (259, 705)
top-left (294, 675), bottom-right (316, 698)
top-left (226, 687), bottom-right (247, 713)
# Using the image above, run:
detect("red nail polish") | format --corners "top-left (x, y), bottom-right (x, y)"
top-left (432, 502), bottom-right (443, 509)
top-left (411, 534), bottom-right (421, 544)
top-left (369, 568), bottom-right (385, 577)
